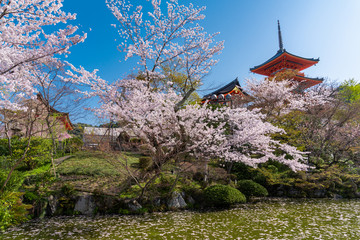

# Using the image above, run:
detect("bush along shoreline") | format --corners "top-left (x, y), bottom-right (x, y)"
top-left (7, 163), bottom-right (360, 222)
top-left (3, 147), bottom-right (360, 231)
top-left (12, 173), bottom-right (360, 223)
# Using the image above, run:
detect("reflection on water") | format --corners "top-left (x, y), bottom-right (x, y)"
top-left (3, 199), bottom-right (360, 239)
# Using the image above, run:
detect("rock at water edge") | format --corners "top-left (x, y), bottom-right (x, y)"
top-left (74, 193), bottom-right (96, 216)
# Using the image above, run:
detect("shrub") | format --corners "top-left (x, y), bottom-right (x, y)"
top-left (62, 137), bottom-right (83, 154)
top-left (139, 157), bottom-right (152, 170)
top-left (11, 137), bottom-right (52, 170)
top-left (61, 183), bottom-right (75, 196)
top-left (0, 191), bottom-right (32, 231)
top-left (129, 138), bottom-right (142, 144)
top-left (193, 171), bottom-right (205, 182)
top-left (0, 170), bottom-right (25, 192)
top-left (0, 139), bottom-right (9, 156)
top-left (204, 184), bottom-right (246, 207)
top-left (230, 162), bottom-right (256, 180)
top-left (237, 180), bottom-right (268, 197)
top-left (138, 144), bottom-right (151, 155)
top-left (118, 208), bottom-right (131, 215)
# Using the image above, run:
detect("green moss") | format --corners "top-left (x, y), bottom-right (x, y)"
top-left (139, 157), bottom-right (152, 169)
top-left (118, 208), bottom-right (131, 215)
top-left (119, 184), bottom-right (143, 199)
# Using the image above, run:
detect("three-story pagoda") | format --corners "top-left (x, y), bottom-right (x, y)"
top-left (250, 21), bottom-right (323, 90)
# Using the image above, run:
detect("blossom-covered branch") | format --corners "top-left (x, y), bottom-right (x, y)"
top-left (107, 0), bottom-right (224, 106)
top-left (244, 78), bottom-right (332, 117)
top-left (0, 0), bottom-right (101, 111)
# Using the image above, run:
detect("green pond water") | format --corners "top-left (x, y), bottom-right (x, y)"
top-left (2, 199), bottom-right (360, 239)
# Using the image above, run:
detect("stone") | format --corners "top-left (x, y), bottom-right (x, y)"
top-left (154, 198), bottom-right (162, 207)
top-left (333, 194), bottom-right (343, 200)
top-left (167, 192), bottom-right (187, 209)
top-left (275, 191), bottom-right (284, 197)
top-left (47, 195), bottom-right (58, 216)
top-left (127, 200), bottom-right (142, 211)
top-left (74, 193), bottom-right (96, 216)
top-left (186, 195), bottom-right (195, 205)
top-left (313, 189), bottom-right (326, 198)
top-left (288, 188), bottom-right (301, 198)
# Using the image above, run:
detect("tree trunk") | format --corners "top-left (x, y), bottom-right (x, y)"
top-left (4, 122), bottom-right (12, 156)
top-left (45, 114), bottom-right (57, 177)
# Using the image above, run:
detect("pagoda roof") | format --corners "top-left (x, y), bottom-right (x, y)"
top-left (295, 75), bottom-right (323, 82)
top-left (294, 75), bottom-right (324, 89)
top-left (203, 78), bottom-right (248, 99)
top-left (250, 49), bottom-right (320, 76)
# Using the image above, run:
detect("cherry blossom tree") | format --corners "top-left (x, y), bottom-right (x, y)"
top-left (300, 82), bottom-right (360, 168)
top-left (87, 1), bottom-right (309, 198)
top-left (245, 77), bottom-right (360, 169)
top-left (97, 79), bottom-right (308, 196)
top-left (106, 0), bottom-right (224, 109)
top-left (0, 0), bottom-right (104, 138)
top-left (244, 78), bottom-right (331, 119)
top-left (0, 0), bottom-right (82, 109)
top-left (0, 0), bottom-right (102, 191)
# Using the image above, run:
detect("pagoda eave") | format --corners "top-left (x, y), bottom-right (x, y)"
top-left (294, 75), bottom-right (324, 88)
top-left (250, 50), bottom-right (319, 76)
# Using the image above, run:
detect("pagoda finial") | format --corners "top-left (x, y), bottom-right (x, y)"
top-left (277, 20), bottom-right (283, 51)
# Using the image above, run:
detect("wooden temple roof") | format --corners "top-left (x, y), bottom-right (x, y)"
top-left (202, 78), bottom-right (248, 100)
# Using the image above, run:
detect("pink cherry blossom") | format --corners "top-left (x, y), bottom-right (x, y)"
top-left (0, 0), bottom-right (100, 111)
top-left (96, 79), bottom-right (308, 171)
top-left (106, 0), bottom-right (224, 105)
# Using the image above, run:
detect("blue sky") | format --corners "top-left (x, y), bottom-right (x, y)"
top-left (62, 0), bottom-right (360, 123)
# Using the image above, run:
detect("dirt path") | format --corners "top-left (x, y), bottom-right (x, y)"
top-left (54, 155), bottom-right (73, 166)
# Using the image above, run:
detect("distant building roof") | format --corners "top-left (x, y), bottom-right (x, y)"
top-left (83, 127), bottom-right (123, 137)
top-left (203, 78), bottom-right (248, 99)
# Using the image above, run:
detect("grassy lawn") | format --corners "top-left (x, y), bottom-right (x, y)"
top-left (55, 151), bottom-right (142, 195)
top-left (57, 151), bottom-right (141, 177)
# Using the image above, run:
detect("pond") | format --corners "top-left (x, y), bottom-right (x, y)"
top-left (2, 199), bottom-right (360, 239)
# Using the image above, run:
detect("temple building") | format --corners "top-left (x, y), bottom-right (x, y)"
top-left (250, 21), bottom-right (323, 90)
top-left (201, 78), bottom-right (248, 108)
top-left (202, 21), bottom-right (323, 106)
top-left (0, 93), bottom-right (73, 140)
